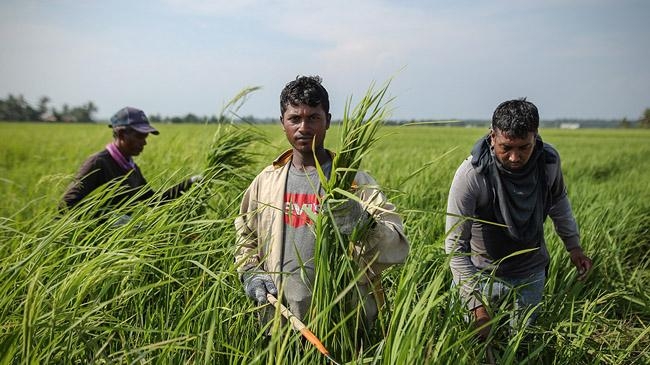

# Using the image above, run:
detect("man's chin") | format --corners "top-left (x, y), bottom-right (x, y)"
top-left (293, 146), bottom-right (313, 154)
top-left (292, 142), bottom-right (314, 151)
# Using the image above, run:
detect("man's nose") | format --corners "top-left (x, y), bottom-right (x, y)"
top-left (298, 120), bottom-right (311, 132)
top-left (509, 152), bottom-right (520, 162)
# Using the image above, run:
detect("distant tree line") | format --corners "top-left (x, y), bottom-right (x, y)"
top-left (0, 94), bottom-right (269, 124)
top-left (623, 108), bottom-right (650, 129)
top-left (643, 109), bottom-right (650, 128)
top-left (2, 93), bottom-right (649, 128)
top-left (0, 94), bottom-right (97, 123)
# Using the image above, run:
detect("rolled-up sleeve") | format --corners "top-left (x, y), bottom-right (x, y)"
top-left (355, 173), bottom-right (410, 278)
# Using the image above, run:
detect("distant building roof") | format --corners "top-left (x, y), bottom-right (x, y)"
top-left (560, 123), bottom-right (580, 129)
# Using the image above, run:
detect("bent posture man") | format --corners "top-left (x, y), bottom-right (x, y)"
top-left (61, 106), bottom-right (201, 218)
top-left (445, 99), bottom-right (592, 338)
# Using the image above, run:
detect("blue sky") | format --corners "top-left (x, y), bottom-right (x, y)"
top-left (1, 0), bottom-right (648, 121)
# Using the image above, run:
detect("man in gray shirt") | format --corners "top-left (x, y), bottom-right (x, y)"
top-left (235, 76), bottom-right (409, 333)
top-left (445, 98), bottom-right (592, 339)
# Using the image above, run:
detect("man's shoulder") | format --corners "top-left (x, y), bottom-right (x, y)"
top-left (353, 170), bottom-right (376, 183)
top-left (450, 157), bottom-right (485, 194)
top-left (82, 148), bottom-right (106, 159)
top-left (79, 149), bottom-right (110, 169)
top-left (248, 162), bottom-right (287, 185)
top-left (458, 156), bottom-right (479, 176)
top-left (258, 163), bottom-right (284, 175)
top-left (542, 142), bottom-right (561, 164)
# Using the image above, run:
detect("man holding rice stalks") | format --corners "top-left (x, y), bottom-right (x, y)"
top-left (61, 106), bottom-right (201, 220)
top-left (445, 98), bottom-right (593, 339)
top-left (234, 76), bottom-right (409, 339)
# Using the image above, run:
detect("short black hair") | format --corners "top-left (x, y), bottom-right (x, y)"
top-left (491, 98), bottom-right (539, 139)
top-left (280, 75), bottom-right (330, 116)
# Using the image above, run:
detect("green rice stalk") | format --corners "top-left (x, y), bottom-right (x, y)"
top-left (307, 80), bottom-right (393, 362)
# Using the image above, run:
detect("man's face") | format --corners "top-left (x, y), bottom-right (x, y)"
top-left (117, 129), bottom-right (149, 157)
top-left (281, 103), bottom-right (331, 154)
top-left (490, 129), bottom-right (536, 171)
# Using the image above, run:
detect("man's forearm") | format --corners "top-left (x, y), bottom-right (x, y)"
top-left (446, 217), bottom-right (482, 310)
top-left (549, 195), bottom-right (581, 251)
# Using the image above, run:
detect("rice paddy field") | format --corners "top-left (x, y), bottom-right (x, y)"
top-left (1, 121), bottom-right (649, 364)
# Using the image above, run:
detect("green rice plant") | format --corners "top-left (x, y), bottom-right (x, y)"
top-left (301, 80), bottom-right (394, 363)
top-left (172, 124), bottom-right (264, 224)
top-left (1, 118), bottom-right (649, 364)
top-left (0, 124), bottom-right (266, 364)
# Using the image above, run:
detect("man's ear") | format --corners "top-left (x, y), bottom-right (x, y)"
top-left (326, 113), bottom-right (331, 129)
top-left (279, 116), bottom-right (285, 130)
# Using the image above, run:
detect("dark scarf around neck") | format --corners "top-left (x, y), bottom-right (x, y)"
top-left (471, 134), bottom-right (547, 244)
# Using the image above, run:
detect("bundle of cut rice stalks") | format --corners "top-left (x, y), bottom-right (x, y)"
top-left (308, 80), bottom-right (393, 361)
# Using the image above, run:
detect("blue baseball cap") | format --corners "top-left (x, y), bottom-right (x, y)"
top-left (109, 106), bottom-right (159, 135)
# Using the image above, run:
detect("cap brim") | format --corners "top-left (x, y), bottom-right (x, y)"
top-left (131, 124), bottom-right (160, 135)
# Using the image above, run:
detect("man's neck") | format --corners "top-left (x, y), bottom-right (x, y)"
top-left (291, 148), bottom-right (330, 169)
top-left (112, 141), bottom-right (131, 159)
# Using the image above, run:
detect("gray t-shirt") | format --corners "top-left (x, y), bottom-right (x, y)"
top-left (281, 161), bottom-right (331, 320)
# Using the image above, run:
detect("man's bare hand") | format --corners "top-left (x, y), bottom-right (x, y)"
top-left (472, 305), bottom-right (491, 340)
top-left (569, 247), bottom-right (593, 281)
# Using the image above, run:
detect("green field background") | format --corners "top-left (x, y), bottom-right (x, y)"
top-left (1, 122), bottom-right (649, 364)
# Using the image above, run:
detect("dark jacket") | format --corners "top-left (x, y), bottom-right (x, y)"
top-left (62, 149), bottom-right (191, 212)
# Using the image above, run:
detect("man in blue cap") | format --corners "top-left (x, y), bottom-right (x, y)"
top-left (61, 106), bottom-right (201, 217)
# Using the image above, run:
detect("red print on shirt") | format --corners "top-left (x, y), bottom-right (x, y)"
top-left (284, 193), bottom-right (320, 228)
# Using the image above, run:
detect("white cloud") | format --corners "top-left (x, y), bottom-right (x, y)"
top-left (1, 0), bottom-right (648, 120)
